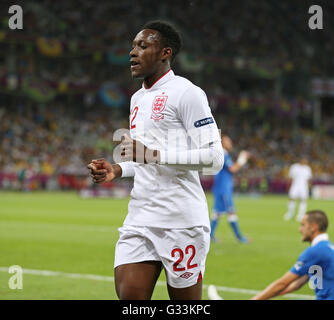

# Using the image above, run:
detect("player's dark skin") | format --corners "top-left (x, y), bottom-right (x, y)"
top-left (88, 29), bottom-right (202, 300)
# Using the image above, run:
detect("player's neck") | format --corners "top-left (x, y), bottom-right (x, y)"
top-left (310, 231), bottom-right (324, 243)
top-left (143, 66), bottom-right (171, 89)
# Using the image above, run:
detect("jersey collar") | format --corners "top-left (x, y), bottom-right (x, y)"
top-left (311, 233), bottom-right (329, 246)
top-left (142, 69), bottom-right (174, 90)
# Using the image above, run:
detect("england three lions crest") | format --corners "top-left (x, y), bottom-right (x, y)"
top-left (151, 95), bottom-right (168, 121)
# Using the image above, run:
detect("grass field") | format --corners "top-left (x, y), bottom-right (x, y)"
top-left (0, 191), bottom-right (333, 300)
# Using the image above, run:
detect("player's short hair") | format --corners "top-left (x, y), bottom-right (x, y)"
top-left (306, 210), bottom-right (328, 232)
top-left (142, 20), bottom-right (182, 63)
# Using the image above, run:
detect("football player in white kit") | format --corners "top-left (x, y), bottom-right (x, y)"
top-left (88, 21), bottom-right (224, 300)
top-left (284, 159), bottom-right (312, 222)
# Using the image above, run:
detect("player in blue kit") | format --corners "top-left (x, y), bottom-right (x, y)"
top-left (210, 136), bottom-right (250, 243)
top-left (252, 210), bottom-right (334, 300)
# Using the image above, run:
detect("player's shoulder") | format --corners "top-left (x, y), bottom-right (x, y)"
top-left (289, 163), bottom-right (297, 173)
top-left (306, 165), bottom-right (312, 171)
top-left (170, 74), bottom-right (206, 97)
top-left (223, 150), bottom-right (230, 158)
top-left (131, 87), bottom-right (145, 99)
top-left (305, 242), bottom-right (328, 258)
top-left (299, 245), bottom-right (316, 260)
top-left (129, 87), bottom-right (145, 107)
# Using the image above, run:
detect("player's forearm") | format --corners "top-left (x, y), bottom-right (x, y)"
top-left (229, 151), bottom-right (248, 173)
top-left (229, 163), bottom-right (242, 173)
top-left (251, 280), bottom-right (288, 300)
top-left (277, 275), bottom-right (308, 296)
top-left (159, 140), bottom-right (224, 173)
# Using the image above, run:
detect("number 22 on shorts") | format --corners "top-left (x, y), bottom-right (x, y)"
top-left (171, 245), bottom-right (198, 272)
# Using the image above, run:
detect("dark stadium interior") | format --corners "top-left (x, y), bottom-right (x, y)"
top-left (0, 0), bottom-right (333, 193)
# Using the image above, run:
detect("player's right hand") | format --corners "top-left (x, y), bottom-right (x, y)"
top-left (87, 158), bottom-right (117, 184)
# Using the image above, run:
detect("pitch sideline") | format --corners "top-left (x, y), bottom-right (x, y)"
top-left (0, 266), bottom-right (314, 299)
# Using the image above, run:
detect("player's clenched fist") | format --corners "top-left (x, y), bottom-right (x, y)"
top-left (236, 150), bottom-right (251, 167)
top-left (87, 158), bottom-right (122, 184)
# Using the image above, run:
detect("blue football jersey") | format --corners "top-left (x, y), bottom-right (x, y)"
top-left (290, 239), bottom-right (334, 300)
top-left (212, 152), bottom-right (233, 194)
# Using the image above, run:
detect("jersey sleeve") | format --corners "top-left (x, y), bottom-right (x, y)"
top-left (290, 247), bottom-right (317, 276)
top-left (224, 153), bottom-right (233, 169)
top-left (177, 85), bottom-right (221, 147)
top-left (118, 161), bottom-right (137, 177)
top-left (159, 139), bottom-right (224, 174)
top-left (159, 85), bottom-right (224, 174)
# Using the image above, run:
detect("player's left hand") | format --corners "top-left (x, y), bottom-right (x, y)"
top-left (120, 134), bottom-right (160, 164)
top-left (241, 150), bottom-right (251, 159)
top-left (237, 150), bottom-right (251, 166)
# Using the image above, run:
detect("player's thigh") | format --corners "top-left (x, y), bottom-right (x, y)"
top-left (115, 261), bottom-right (162, 300)
top-left (114, 225), bottom-right (162, 299)
top-left (167, 279), bottom-right (202, 300)
top-left (213, 193), bottom-right (229, 213)
top-left (289, 186), bottom-right (300, 199)
top-left (222, 193), bottom-right (235, 213)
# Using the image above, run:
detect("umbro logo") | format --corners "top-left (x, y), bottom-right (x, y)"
top-left (179, 272), bottom-right (194, 279)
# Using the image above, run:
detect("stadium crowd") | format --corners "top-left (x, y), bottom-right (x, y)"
top-left (0, 0), bottom-right (333, 191)
top-left (0, 102), bottom-right (333, 191)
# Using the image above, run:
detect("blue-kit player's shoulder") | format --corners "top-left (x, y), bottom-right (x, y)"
top-left (300, 241), bottom-right (330, 260)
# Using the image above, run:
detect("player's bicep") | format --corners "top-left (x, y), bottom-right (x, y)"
top-left (178, 86), bottom-right (220, 147)
top-left (290, 249), bottom-right (316, 276)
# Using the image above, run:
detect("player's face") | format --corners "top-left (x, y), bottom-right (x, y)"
top-left (129, 29), bottom-right (163, 79)
top-left (300, 159), bottom-right (307, 165)
top-left (299, 216), bottom-right (313, 242)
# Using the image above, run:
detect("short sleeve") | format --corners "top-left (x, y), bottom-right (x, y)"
top-left (178, 86), bottom-right (220, 147)
top-left (290, 247), bottom-right (317, 276)
top-left (224, 153), bottom-right (233, 169)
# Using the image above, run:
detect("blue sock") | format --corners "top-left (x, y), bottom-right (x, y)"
top-left (229, 221), bottom-right (243, 240)
top-left (210, 218), bottom-right (219, 239)
top-left (228, 215), bottom-right (244, 241)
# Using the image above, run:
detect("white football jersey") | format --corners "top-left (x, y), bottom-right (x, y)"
top-left (122, 70), bottom-right (221, 229)
top-left (289, 163), bottom-right (312, 198)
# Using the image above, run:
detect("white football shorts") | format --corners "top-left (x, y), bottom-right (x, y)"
top-left (289, 185), bottom-right (309, 200)
top-left (114, 225), bottom-right (210, 288)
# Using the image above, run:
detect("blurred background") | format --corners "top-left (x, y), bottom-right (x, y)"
top-left (0, 0), bottom-right (333, 196)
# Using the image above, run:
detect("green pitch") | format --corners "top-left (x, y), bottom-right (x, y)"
top-left (0, 191), bottom-right (333, 300)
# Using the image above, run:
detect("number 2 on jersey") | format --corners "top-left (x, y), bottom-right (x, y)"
top-left (130, 106), bottom-right (139, 129)
top-left (171, 245), bottom-right (198, 272)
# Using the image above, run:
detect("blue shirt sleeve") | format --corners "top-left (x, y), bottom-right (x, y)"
top-left (224, 154), bottom-right (233, 170)
top-left (290, 247), bottom-right (317, 276)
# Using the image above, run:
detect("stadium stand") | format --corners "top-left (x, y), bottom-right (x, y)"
top-left (0, 0), bottom-right (333, 192)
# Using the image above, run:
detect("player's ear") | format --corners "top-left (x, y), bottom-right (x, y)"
top-left (310, 222), bottom-right (318, 233)
top-left (161, 47), bottom-right (172, 63)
